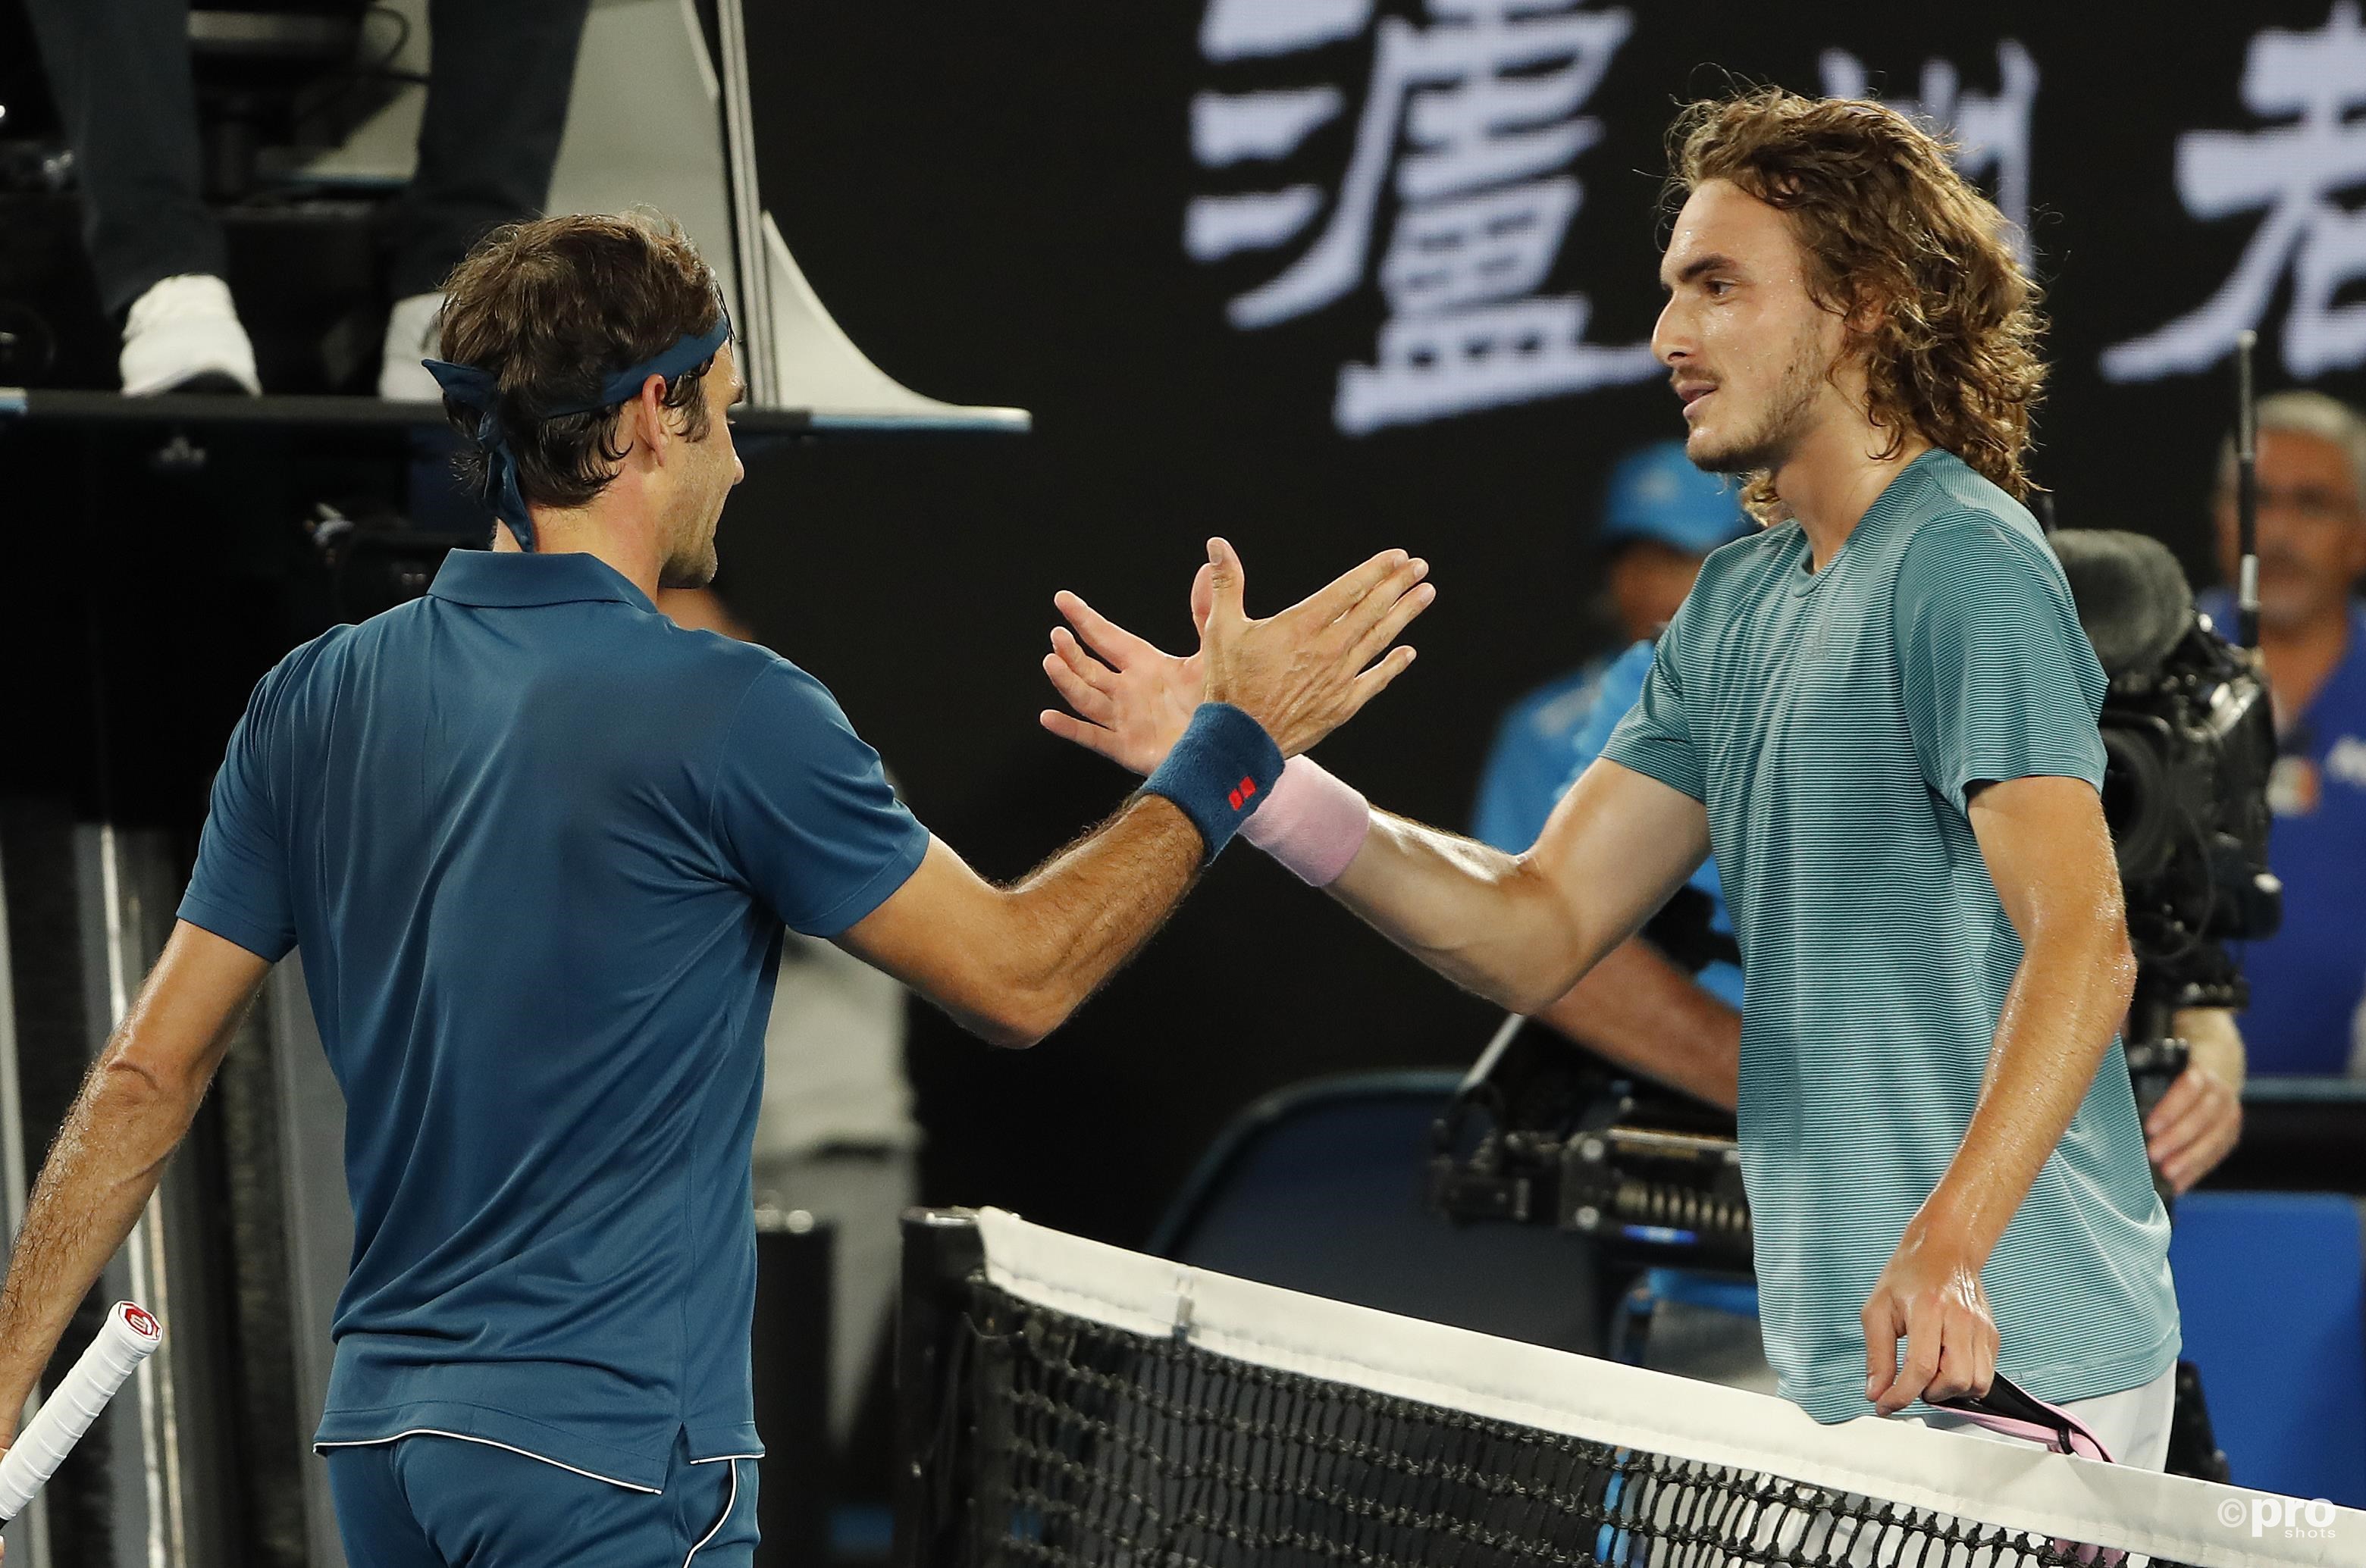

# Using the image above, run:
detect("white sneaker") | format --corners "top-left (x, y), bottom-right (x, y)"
top-left (119, 274), bottom-right (262, 396)
top-left (378, 292), bottom-right (447, 401)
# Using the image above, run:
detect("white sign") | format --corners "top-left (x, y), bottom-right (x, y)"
top-left (2104, 2), bottom-right (2366, 382)
top-left (1186, 0), bottom-right (1656, 436)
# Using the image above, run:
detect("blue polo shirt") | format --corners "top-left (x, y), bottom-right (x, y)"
top-left (1474, 643), bottom-right (1746, 1008)
top-left (2196, 593), bottom-right (2366, 1075)
top-left (1471, 655), bottom-right (1615, 853)
top-left (177, 549), bottom-right (930, 1490)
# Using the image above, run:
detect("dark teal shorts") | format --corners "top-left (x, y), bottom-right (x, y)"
top-left (324, 1429), bottom-right (757, 1566)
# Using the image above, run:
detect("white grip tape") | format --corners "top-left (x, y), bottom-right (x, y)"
top-left (0, 1303), bottom-right (161, 1521)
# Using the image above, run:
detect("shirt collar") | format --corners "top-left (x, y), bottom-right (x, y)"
top-left (428, 549), bottom-right (658, 614)
top-left (1855, 446), bottom-right (1954, 535)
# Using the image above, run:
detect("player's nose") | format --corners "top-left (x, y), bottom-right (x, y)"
top-left (1652, 298), bottom-right (1689, 367)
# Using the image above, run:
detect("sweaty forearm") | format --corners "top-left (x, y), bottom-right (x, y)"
top-left (1326, 811), bottom-right (1606, 1014)
top-left (1533, 938), bottom-right (1741, 1110)
top-left (976, 794), bottom-right (1205, 1044)
top-left (0, 1053), bottom-right (211, 1423)
top-left (1920, 928), bottom-right (2136, 1260)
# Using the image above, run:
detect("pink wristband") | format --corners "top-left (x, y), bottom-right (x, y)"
top-left (1240, 756), bottom-right (1370, 886)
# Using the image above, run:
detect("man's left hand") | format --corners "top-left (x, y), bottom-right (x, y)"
top-left (1862, 1219), bottom-right (1997, 1415)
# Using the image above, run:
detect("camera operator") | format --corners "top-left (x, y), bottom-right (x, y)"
top-left (2197, 391), bottom-right (2366, 1078)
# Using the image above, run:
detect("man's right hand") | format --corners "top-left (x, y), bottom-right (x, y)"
top-left (1041, 539), bottom-right (1430, 767)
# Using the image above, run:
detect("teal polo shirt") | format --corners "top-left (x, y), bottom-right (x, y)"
top-left (179, 549), bottom-right (930, 1489)
top-left (1602, 449), bottom-right (2179, 1423)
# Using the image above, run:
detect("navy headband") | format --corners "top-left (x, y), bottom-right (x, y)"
top-left (424, 309), bottom-right (733, 552)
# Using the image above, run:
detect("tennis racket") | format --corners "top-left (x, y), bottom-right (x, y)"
top-left (0, 1303), bottom-right (163, 1522)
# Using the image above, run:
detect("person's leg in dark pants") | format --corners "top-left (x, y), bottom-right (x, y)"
top-left (20, 0), bottom-right (258, 391)
top-left (378, 0), bottom-right (591, 396)
top-left (390, 0), bottom-right (593, 299)
top-left (19, 0), bottom-right (222, 314)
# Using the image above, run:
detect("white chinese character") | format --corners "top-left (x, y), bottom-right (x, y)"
top-left (1336, 294), bottom-right (1653, 433)
top-left (2103, 3), bottom-right (2366, 382)
top-left (1186, 1), bottom-right (1655, 434)
top-left (1819, 42), bottom-right (2039, 271)
top-left (1230, 2), bottom-right (1629, 329)
top-left (1186, 89), bottom-right (1343, 262)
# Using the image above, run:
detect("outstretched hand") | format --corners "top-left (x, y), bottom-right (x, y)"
top-left (1040, 540), bottom-right (1431, 768)
top-left (1038, 562), bottom-right (1216, 776)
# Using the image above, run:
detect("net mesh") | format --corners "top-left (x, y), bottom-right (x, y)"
top-left (949, 1282), bottom-right (2170, 1568)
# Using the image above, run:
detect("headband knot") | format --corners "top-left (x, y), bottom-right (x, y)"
top-left (424, 309), bottom-right (734, 551)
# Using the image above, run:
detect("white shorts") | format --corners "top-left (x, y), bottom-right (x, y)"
top-left (1908, 1366), bottom-right (2178, 1471)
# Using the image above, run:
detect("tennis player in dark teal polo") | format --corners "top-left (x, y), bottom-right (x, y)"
top-left (1042, 92), bottom-right (2183, 1467)
top-left (0, 212), bottom-right (1433, 1565)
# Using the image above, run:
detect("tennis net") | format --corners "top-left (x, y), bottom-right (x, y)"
top-left (891, 1208), bottom-right (2358, 1568)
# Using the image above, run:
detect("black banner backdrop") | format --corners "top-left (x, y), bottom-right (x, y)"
top-left (704, 1), bottom-right (2366, 1244)
top-left (710, 2), bottom-right (2366, 1244)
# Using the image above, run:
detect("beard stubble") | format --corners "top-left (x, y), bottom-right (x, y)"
top-left (1689, 317), bottom-right (1833, 478)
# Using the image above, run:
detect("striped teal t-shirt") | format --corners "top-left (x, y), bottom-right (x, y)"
top-left (1601, 448), bottom-right (2178, 1424)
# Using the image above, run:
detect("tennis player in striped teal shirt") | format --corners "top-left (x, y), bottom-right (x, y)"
top-left (1041, 89), bottom-right (2180, 1465)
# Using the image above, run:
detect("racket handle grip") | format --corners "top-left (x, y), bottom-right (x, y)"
top-left (0, 1303), bottom-right (162, 1522)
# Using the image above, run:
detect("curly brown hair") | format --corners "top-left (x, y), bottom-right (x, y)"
top-left (1669, 89), bottom-right (2045, 519)
top-left (435, 211), bottom-right (725, 513)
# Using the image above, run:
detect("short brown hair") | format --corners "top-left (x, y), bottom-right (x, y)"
top-left (435, 211), bottom-right (726, 512)
top-left (1669, 89), bottom-right (2046, 518)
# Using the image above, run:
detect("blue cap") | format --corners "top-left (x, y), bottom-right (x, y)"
top-left (1599, 441), bottom-right (1752, 556)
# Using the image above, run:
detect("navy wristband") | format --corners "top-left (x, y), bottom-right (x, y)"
top-left (1140, 703), bottom-right (1286, 863)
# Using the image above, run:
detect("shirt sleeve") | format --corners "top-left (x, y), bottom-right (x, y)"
top-left (1894, 515), bottom-right (2109, 813)
top-left (177, 662), bottom-right (299, 961)
top-left (1600, 627), bottom-right (1705, 803)
top-left (710, 661), bottom-right (932, 937)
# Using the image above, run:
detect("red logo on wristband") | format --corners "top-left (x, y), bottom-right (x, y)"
top-left (1228, 776), bottom-right (1258, 812)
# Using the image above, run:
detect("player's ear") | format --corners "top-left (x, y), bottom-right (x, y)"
top-left (631, 373), bottom-right (672, 462)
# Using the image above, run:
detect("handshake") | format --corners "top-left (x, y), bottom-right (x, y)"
top-left (1034, 537), bottom-right (1433, 783)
